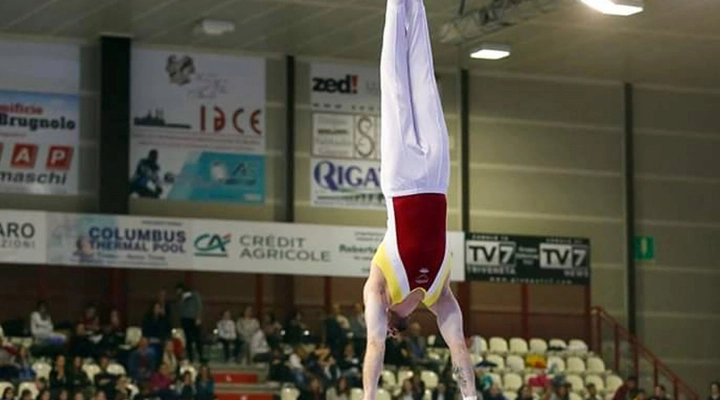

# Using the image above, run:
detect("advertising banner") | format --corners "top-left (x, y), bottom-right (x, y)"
top-left (0, 210), bottom-right (46, 264)
top-left (310, 63), bottom-right (380, 113)
top-left (130, 48), bottom-right (266, 203)
top-left (192, 218), bottom-right (465, 281)
top-left (47, 213), bottom-right (192, 269)
top-left (0, 90), bottom-right (79, 195)
top-left (465, 232), bottom-right (590, 285)
top-left (310, 158), bottom-right (384, 209)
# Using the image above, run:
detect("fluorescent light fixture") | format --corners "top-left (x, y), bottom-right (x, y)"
top-left (470, 43), bottom-right (511, 60)
top-left (580, 0), bottom-right (643, 16)
top-left (194, 19), bottom-right (235, 36)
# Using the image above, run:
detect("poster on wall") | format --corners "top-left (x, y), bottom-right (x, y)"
top-left (465, 232), bottom-right (591, 285)
top-left (191, 218), bottom-right (465, 281)
top-left (130, 48), bottom-right (266, 204)
top-left (0, 210), bottom-right (46, 264)
top-left (0, 90), bottom-right (80, 195)
top-left (310, 158), bottom-right (384, 209)
top-left (310, 62), bottom-right (382, 210)
top-left (47, 213), bottom-right (192, 269)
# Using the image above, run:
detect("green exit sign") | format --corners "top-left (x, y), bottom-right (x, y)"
top-left (635, 236), bottom-right (655, 262)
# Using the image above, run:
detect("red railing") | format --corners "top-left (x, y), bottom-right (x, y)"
top-left (591, 307), bottom-right (699, 400)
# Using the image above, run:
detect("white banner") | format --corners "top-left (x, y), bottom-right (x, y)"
top-left (130, 48), bottom-right (266, 203)
top-left (0, 40), bottom-right (80, 94)
top-left (47, 213), bottom-right (192, 270)
top-left (310, 158), bottom-right (384, 210)
top-left (313, 113), bottom-right (380, 161)
top-left (0, 210), bottom-right (46, 264)
top-left (310, 62), bottom-right (380, 113)
top-left (192, 218), bottom-right (464, 281)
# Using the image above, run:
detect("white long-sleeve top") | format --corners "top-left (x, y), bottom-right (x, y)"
top-left (217, 319), bottom-right (237, 340)
top-left (249, 329), bottom-right (269, 358)
top-left (30, 311), bottom-right (54, 339)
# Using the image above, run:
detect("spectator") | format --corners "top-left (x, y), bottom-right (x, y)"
top-left (474, 367), bottom-right (493, 393)
top-left (397, 379), bottom-right (419, 400)
top-left (94, 391), bottom-right (107, 400)
top-left (325, 305), bottom-right (349, 356)
top-left (0, 338), bottom-right (19, 380)
top-left (517, 385), bottom-right (533, 400)
top-left (709, 382), bottom-right (720, 400)
top-left (38, 390), bottom-right (51, 400)
top-left (236, 307), bottom-right (260, 365)
top-left (128, 338), bottom-right (156, 383)
top-left (249, 323), bottom-right (272, 363)
top-left (432, 382), bottom-right (454, 400)
top-left (648, 385), bottom-right (669, 400)
top-left (338, 343), bottom-right (360, 383)
top-left (217, 311), bottom-right (240, 363)
top-left (100, 310), bottom-right (125, 358)
top-left (300, 377), bottom-right (325, 400)
top-left (614, 377), bottom-right (639, 400)
top-left (586, 384), bottom-right (602, 400)
top-left (285, 310), bottom-right (307, 345)
top-left (384, 336), bottom-right (409, 367)
top-left (546, 382), bottom-right (571, 400)
top-left (195, 365), bottom-right (214, 400)
top-left (68, 356), bottom-right (90, 393)
top-left (2, 387), bottom-right (14, 400)
top-left (157, 290), bottom-right (172, 321)
top-left (17, 346), bottom-right (36, 382)
top-left (404, 322), bottom-right (430, 368)
top-left (57, 389), bottom-right (70, 400)
top-left (261, 313), bottom-right (283, 349)
top-left (635, 390), bottom-right (647, 400)
top-left (149, 363), bottom-right (173, 398)
top-left (410, 375), bottom-right (426, 399)
top-left (81, 304), bottom-right (101, 335)
top-left (326, 377), bottom-right (351, 400)
top-left (176, 371), bottom-right (195, 400)
top-left (142, 303), bottom-right (171, 354)
top-left (94, 356), bottom-right (117, 399)
top-left (31, 301), bottom-right (66, 345)
top-left (73, 392), bottom-right (85, 400)
top-left (348, 303), bottom-right (366, 355)
top-left (160, 342), bottom-right (178, 379)
top-left (318, 353), bottom-right (341, 387)
top-left (175, 283), bottom-right (204, 363)
top-left (112, 376), bottom-right (131, 400)
top-left (35, 377), bottom-right (49, 395)
top-left (20, 390), bottom-right (33, 400)
top-left (69, 323), bottom-right (95, 359)
top-left (50, 354), bottom-right (70, 391)
top-left (134, 382), bottom-right (160, 400)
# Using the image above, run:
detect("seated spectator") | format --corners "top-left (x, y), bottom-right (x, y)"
top-left (404, 323), bottom-right (435, 369)
top-left (284, 310), bottom-right (307, 345)
top-left (261, 312), bottom-right (283, 349)
top-left (38, 389), bottom-right (51, 400)
top-left (410, 375), bottom-right (426, 399)
top-left (73, 392), bottom-right (85, 400)
top-left (0, 338), bottom-right (19, 380)
top-left (318, 353), bottom-right (341, 387)
top-left (249, 323), bottom-right (272, 363)
top-left (397, 379), bottom-right (420, 400)
top-left (217, 310), bottom-right (240, 363)
top-left (614, 377), bottom-right (639, 400)
top-left (649, 385), bottom-right (669, 400)
top-left (545, 382), bottom-right (570, 400)
top-left (20, 390), bottom-right (33, 400)
top-left (94, 356), bottom-right (118, 398)
top-left (348, 303), bottom-right (366, 356)
top-left (326, 377), bottom-right (351, 400)
top-left (31, 301), bottom-right (66, 345)
top-left (517, 385), bottom-right (533, 400)
top-left (160, 342), bottom-right (178, 380)
top-left (439, 362), bottom-right (458, 395)
top-left (384, 336), bottom-right (409, 367)
top-left (586, 384), bottom-right (601, 400)
top-left (634, 389), bottom-right (647, 400)
top-left (2, 387), bottom-right (14, 400)
top-left (58, 389), bottom-right (70, 400)
top-left (81, 304), bottom-right (101, 336)
top-left (325, 304), bottom-right (349, 356)
top-left (149, 363), bottom-right (173, 393)
top-left (175, 372), bottom-right (195, 400)
top-left (68, 356), bottom-right (90, 393)
top-left (195, 365), bottom-right (215, 400)
top-left (69, 323), bottom-right (96, 360)
top-left (134, 383), bottom-right (161, 400)
top-left (432, 382), bottom-right (454, 400)
top-left (17, 346), bottom-right (36, 382)
top-left (50, 354), bottom-right (70, 391)
top-left (236, 306), bottom-right (260, 365)
top-left (112, 376), bottom-right (131, 400)
top-left (474, 367), bottom-right (493, 393)
top-left (338, 343), bottom-right (360, 383)
top-left (485, 384), bottom-right (507, 400)
top-left (288, 346), bottom-right (309, 387)
top-left (709, 382), bottom-right (720, 400)
top-left (142, 303), bottom-right (171, 351)
top-left (94, 391), bottom-right (107, 400)
top-left (299, 377), bottom-right (325, 400)
top-left (99, 310), bottom-right (125, 359)
top-left (35, 377), bottom-right (50, 395)
top-left (128, 338), bottom-right (156, 384)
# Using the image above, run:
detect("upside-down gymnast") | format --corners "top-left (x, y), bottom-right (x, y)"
top-left (362, 1), bottom-right (477, 400)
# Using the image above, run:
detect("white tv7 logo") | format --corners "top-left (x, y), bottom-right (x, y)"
top-left (539, 244), bottom-right (588, 269)
top-left (466, 241), bottom-right (515, 266)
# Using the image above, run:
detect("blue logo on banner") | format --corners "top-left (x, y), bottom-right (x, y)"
top-left (167, 152), bottom-right (265, 204)
top-left (313, 160), bottom-right (381, 191)
top-left (81, 227), bottom-right (187, 253)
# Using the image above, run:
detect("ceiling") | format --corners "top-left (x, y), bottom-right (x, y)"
top-left (2, 0), bottom-right (720, 88)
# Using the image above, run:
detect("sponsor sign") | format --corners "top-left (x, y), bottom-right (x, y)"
top-left (47, 213), bottom-right (192, 269)
top-left (0, 40), bottom-right (80, 94)
top-left (130, 48), bottom-right (266, 203)
top-left (313, 113), bottom-right (380, 161)
top-left (310, 158), bottom-right (384, 209)
top-left (0, 90), bottom-right (79, 195)
top-left (192, 219), bottom-right (465, 280)
top-left (465, 232), bottom-right (590, 285)
top-left (310, 63), bottom-right (380, 113)
top-left (0, 210), bottom-right (46, 263)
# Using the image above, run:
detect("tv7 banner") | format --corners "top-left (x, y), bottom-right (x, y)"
top-left (465, 232), bottom-right (590, 285)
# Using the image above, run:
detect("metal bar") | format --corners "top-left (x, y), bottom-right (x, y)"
top-left (624, 82), bottom-right (637, 335)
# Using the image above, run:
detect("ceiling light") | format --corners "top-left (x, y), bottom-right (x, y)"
top-left (580, 0), bottom-right (643, 16)
top-left (470, 44), bottom-right (511, 60)
top-left (194, 19), bottom-right (235, 36)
